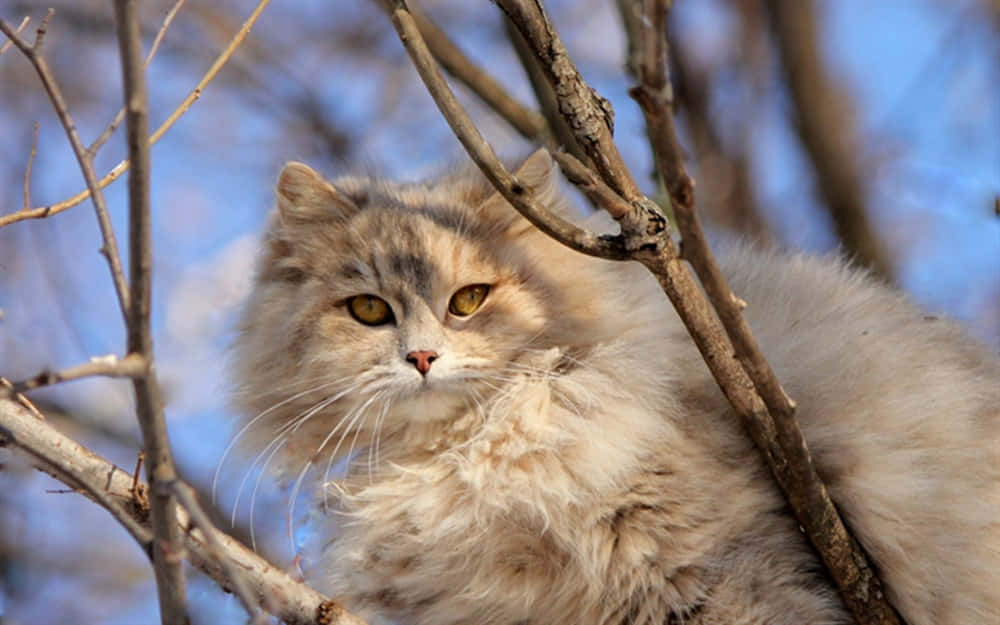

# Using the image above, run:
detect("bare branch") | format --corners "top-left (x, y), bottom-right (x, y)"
top-left (112, 2), bottom-right (188, 622)
top-left (372, 0), bottom-right (547, 141)
top-left (624, 2), bottom-right (903, 623)
top-left (0, 0), bottom-right (273, 230)
top-left (0, 396), bottom-right (369, 625)
top-left (89, 0), bottom-right (188, 155)
top-left (11, 353), bottom-right (147, 392)
top-left (494, 0), bottom-right (643, 204)
top-left (387, 2), bottom-right (632, 260)
top-left (0, 11), bottom-right (132, 320)
top-left (0, 15), bottom-right (29, 55)
top-left (501, 15), bottom-right (589, 163)
top-left (762, 0), bottom-right (893, 282)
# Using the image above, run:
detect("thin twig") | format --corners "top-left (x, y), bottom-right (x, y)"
top-left (0, 396), bottom-right (369, 625)
top-left (624, 2), bottom-right (903, 623)
top-left (11, 353), bottom-right (148, 392)
top-left (0, 0), bottom-right (272, 230)
top-left (0, 15), bottom-right (30, 55)
top-left (0, 11), bottom-right (132, 320)
top-left (112, 2), bottom-right (188, 623)
top-left (89, 0), bottom-right (188, 156)
top-left (22, 122), bottom-right (39, 210)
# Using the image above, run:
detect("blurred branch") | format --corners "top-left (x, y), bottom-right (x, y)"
top-left (0, 0), bottom-right (272, 230)
top-left (0, 14), bottom-right (29, 55)
top-left (112, 2), bottom-right (188, 622)
top-left (21, 121), bottom-right (38, 210)
top-left (11, 353), bottom-right (147, 392)
top-left (372, 0), bottom-right (548, 141)
top-left (762, 0), bottom-right (893, 282)
top-left (624, 2), bottom-right (902, 624)
top-left (667, 27), bottom-right (769, 239)
top-left (0, 10), bottom-right (132, 320)
top-left (0, 395), bottom-right (370, 625)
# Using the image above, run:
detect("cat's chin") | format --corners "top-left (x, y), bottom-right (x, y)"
top-left (393, 386), bottom-right (468, 424)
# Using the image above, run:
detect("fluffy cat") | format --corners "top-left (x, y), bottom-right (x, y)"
top-left (231, 149), bottom-right (999, 625)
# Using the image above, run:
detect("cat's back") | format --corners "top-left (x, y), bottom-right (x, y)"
top-left (711, 245), bottom-right (1000, 625)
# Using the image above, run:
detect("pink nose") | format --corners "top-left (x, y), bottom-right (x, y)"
top-left (406, 350), bottom-right (439, 375)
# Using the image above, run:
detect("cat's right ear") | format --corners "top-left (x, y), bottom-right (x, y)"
top-left (276, 162), bottom-right (359, 224)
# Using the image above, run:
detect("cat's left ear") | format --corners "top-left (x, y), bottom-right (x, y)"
top-left (276, 162), bottom-right (360, 224)
top-left (477, 148), bottom-right (562, 236)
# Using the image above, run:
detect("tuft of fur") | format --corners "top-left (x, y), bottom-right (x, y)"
top-left (231, 150), bottom-right (1000, 625)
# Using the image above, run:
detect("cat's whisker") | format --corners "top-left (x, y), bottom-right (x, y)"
top-left (213, 376), bottom-right (358, 504)
top-left (247, 435), bottom-right (289, 552)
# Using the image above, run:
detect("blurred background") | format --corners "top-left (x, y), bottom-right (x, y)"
top-left (0, 0), bottom-right (997, 622)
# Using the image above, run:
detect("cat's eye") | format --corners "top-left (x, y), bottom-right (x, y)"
top-left (449, 284), bottom-right (490, 317)
top-left (347, 295), bottom-right (394, 326)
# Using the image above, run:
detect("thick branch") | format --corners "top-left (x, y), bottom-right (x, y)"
top-left (493, 0), bottom-right (643, 204)
top-left (624, 2), bottom-right (902, 623)
top-left (763, 0), bottom-right (893, 282)
top-left (388, 2), bottom-right (633, 260)
top-left (0, 396), bottom-right (368, 625)
top-left (112, 2), bottom-right (188, 622)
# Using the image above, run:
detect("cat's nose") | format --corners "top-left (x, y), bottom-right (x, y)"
top-left (406, 350), bottom-right (439, 375)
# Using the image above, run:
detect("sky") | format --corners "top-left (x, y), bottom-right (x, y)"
top-left (0, 0), bottom-right (997, 623)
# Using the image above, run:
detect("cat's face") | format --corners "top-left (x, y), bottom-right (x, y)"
top-left (231, 151), bottom-right (580, 465)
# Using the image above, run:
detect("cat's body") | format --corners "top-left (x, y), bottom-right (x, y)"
top-left (232, 151), bottom-right (999, 625)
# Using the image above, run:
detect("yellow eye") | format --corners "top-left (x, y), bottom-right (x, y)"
top-left (347, 295), bottom-right (393, 326)
top-left (449, 284), bottom-right (490, 317)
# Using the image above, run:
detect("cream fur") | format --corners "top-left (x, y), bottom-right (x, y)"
top-left (231, 151), bottom-right (1000, 625)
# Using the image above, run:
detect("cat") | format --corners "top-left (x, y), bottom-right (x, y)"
top-left (230, 149), bottom-right (999, 625)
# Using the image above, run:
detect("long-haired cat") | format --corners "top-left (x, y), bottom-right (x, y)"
top-left (231, 149), bottom-right (999, 625)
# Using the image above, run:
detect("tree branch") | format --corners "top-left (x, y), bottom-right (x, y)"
top-left (624, 2), bottom-right (903, 623)
top-left (388, 3), bottom-right (632, 260)
top-left (0, 11), bottom-right (131, 320)
top-left (0, 0), bottom-right (273, 230)
top-left (112, 2), bottom-right (189, 622)
top-left (89, 0), bottom-right (188, 156)
top-left (0, 395), bottom-right (369, 625)
top-left (762, 0), bottom-right (893, 282)
top-left (11, 353), bottom-right (148, 392)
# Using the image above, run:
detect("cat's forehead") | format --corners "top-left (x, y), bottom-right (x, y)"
top-left (333, 201), bottom-right (500, 297)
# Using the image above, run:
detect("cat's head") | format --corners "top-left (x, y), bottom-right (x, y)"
top-left (230, 150), bottom-right (616, 467)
